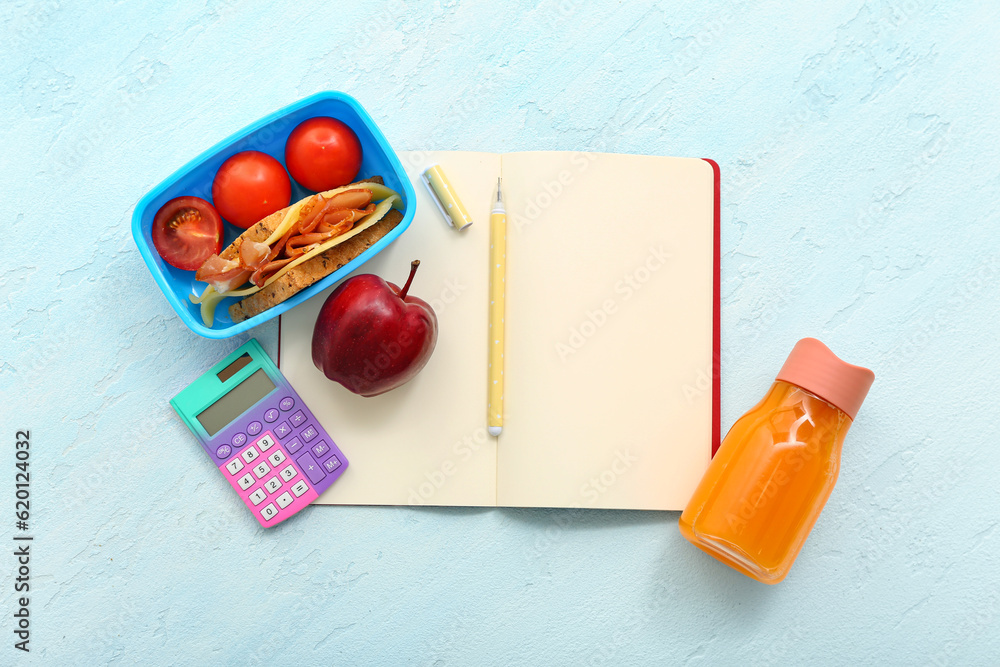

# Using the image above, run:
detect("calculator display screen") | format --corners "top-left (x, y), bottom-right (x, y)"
top-left (196, 368), bottom-right (275, 436)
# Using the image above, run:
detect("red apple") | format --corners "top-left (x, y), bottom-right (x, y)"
top-left (312, 260), bottom-right (438, 397)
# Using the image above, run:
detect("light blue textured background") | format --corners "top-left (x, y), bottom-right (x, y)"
top-left (2, 1), bottom-right (999, 664)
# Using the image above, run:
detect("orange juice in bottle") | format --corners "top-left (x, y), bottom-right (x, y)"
top-left (680, 338), bottom-right (874, 584)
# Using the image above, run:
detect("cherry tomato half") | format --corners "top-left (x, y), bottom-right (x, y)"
top-left (212, 151), bottom-right (291, 228)
top-left (284, 117), bottom-right (363, 192)
top-left (151, 196), bottom-right (223, 271)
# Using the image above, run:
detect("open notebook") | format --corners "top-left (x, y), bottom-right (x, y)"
top-left (278, 151), bottom-right (719, 510)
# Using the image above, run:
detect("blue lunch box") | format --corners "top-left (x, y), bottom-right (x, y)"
top-left (131, 91), bottom-right (415, 339)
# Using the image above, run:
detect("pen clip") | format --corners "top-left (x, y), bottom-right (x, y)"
top-left (420, 170), bottom-right (454, 228)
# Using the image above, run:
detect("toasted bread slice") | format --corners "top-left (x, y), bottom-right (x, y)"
top-left (228, 208), bottom-right (402, 322)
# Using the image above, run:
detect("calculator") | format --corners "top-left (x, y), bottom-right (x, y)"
top-left (170, 339), bottom-right (348, 527)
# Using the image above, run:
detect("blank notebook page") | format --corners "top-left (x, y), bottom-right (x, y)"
top-left (496, 152), bottom-right (715, 510)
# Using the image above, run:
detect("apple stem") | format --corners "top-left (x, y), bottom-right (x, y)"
top-left (399, 260), bottom-right (420, 299)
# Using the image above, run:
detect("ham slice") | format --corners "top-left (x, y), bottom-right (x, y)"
top-left (239, 241), bottom-right (271, 269)
top-left (195, 254), bottom-right (251, 293)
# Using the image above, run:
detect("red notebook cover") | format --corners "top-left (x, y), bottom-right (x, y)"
top-left (703, 158), bottom-right (722, 456)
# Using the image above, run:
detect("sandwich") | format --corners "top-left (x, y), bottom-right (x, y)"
top-left (191, 177), bottom-right (403, 325)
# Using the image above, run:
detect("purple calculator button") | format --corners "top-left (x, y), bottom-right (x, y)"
top-left (311, 441), bottom-right (330, 458)
top-left (216, 444), bottom-right (232, 459)
top-left (246, 421), bottom-right (262, 436)
top-left (274, 421), bottom-right (292, 438)
top-left (285, 437), bottom-right (303, 454)
top-left (279, 397), bottom-right (294, 411)
top-left (290, 410), bottom-right (307, 427)
top-left (264, 408), bottom-right (279, 423)
top-left (297, 452), bottom-right (326, 484)
top-left (231, 433), bottom-right (247, 448)
top-left (323, 456), bottom-right (342, 474)
top-left (301, 425), bottom-right (318, 443)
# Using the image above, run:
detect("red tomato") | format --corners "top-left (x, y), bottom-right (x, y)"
top-left (212, 151), bottom-right (291, 228)
top-left (285, 117), bottom-right (363, 192)
top-left (151, 196), bottom-right (223, 271)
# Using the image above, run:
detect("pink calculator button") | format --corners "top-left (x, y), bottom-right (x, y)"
top-left (264, 476), bottom-right (282, 494)
top-left (237, 473), bottom-right (255, 491)
top-left (255, 433), bottom-right (276, 452)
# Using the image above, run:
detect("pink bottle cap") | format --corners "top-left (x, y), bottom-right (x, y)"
top-left (775, 338), bottom-right (875, 420)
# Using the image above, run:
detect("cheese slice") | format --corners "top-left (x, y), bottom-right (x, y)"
top-left (263, 183), bottom-right (401, 246)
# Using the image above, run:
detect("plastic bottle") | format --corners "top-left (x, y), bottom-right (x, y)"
top-left (679, 338), bottom-right (874, 584)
